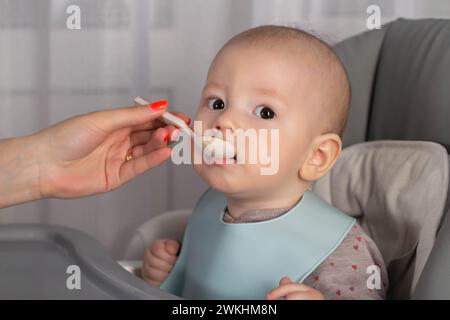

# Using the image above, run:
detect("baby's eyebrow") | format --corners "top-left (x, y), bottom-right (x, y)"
top-left (252, 87), bottom-right (286, 105)
top-left (203, 82), bottom-right (225, 92)
top-left (203, 83), bottom-right (286, 106)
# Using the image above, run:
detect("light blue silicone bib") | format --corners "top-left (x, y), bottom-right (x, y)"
top-left (161, 189), bottom-right (355, 299)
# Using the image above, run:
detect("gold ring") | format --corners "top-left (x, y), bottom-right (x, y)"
top-left (125, 148), bottom-right (133, 162)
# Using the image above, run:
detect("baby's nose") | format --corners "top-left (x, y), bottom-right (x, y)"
top-left (212, 110), bottom-right (236, 133)
top-left (213, 123), bottom-right (235, 140)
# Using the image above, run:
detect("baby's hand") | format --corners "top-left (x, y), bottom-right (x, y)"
top-left (266, 277), bottom-right (324, 300)
top-left (142, 239), bottom-right (180, 287)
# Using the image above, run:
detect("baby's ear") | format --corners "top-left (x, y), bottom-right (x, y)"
top-left (298, 133), bottom-right (342, 182)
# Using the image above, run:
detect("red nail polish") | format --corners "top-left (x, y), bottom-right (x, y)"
top-left (164, 132), bottom-right (170, 142)
top-left (150, 100), bottom-right (168, 110)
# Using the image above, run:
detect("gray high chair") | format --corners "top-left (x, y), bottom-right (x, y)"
top-left (124, 18), bottom-right (450, 299)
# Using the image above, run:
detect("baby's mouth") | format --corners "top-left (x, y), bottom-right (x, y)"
top-left (201, 135), bottom-right (236, 160)
top-left (207, 153), bottom-right (238, 165)
top-left (204, 147), bottom-right (238, 165)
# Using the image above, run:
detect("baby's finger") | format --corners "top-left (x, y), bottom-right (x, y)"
top-left (145, 279), bottom-right (161, 287)
top-left (150, 240), bottom-right (179, 265)
top-left (165, 239), bottom-right (181, 256)
top-left (279, 276), bottom-right (292, 286)
top-left (144, 250), bottom-right (174, 273)
top-left (285, 290), bottom-right (324, 300)
top-left (142, 263), bottom-right (168, 283)
top-left (267, 283), bottom-right (310, 300)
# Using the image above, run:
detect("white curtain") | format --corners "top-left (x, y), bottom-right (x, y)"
top-left (0, 0), bottom-right (448, 259)
top-left (252, 0), bottom-right (450, 43)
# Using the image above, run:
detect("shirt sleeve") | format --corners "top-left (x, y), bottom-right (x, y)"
top-left (303, 223), bottom-right (389, 300)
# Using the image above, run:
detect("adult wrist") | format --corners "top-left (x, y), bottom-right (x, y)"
top-left (0, 134), bottom-right (43, 208)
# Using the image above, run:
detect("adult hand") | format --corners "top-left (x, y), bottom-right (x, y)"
top-left (36, 100), bottom-right (189, 198)
top-left (0, 100), bottom-right (189, 208)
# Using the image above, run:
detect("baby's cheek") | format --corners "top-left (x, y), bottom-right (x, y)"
top-left (281, 133), bottom-right (309, 163)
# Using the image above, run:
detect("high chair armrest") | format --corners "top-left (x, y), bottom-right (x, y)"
top-left (117, 260), bottom-right (143, 278)
top-left (123, 209), bottom-right (192, 260)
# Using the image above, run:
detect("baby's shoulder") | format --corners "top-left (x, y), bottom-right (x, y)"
top-left (327, 223), bottom-right (387, 275)
top-left (303, 223), bottom-right (389, 299)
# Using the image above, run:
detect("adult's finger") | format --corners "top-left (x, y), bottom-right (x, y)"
top-left (87, 103), bottom-right (167, 133)
top-left (130, 124), bottom-right (181, 150)
top-left (131, 128), bottom-right (169, 158)
top-left (119, 146), bottom-right (172, 184)
top-left (130, 131), bottom-right (153, 147)
top-left (131, 111), bottom-right (190, 132)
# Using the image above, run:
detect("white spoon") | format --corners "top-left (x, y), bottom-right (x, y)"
top-left (134, 97), bottom-right (235, 159)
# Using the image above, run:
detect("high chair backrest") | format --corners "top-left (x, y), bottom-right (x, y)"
top-left (329, 18), bottom-right (450, 299)
top-left (335, 18), bottom-right (450, 150)
top-left (312, 140), bottom-right (449, 299)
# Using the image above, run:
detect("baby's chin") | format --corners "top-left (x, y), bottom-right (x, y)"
top-left (193, 164), bottom-right (244, 194)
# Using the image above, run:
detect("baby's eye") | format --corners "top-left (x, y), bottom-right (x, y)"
top-left (207, 98), bottom-right (225, 110)
top-left (254, 106), bottom-right (275, 120)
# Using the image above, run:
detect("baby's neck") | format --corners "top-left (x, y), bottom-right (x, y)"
top-left (225, 187), bottom-right (308, 220)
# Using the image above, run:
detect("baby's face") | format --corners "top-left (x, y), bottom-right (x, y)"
top-left (193, 43), bottom-right (325, 199)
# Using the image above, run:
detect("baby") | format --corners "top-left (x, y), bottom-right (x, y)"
top-left (142, 25), bottom-right (388, 300)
